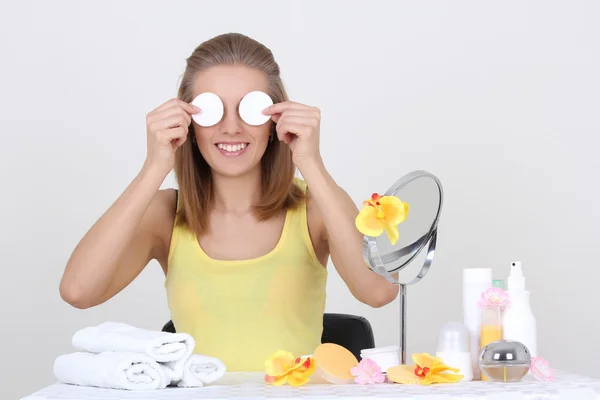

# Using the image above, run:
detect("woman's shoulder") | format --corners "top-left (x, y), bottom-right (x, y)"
top-left (146, 188), bottom-right (178, 260)
top-left (293, 176), bottom-right (307, 193)
top-left (291, 176), bottom-right (311, 207)
top-left (155, 187), bottom-right (177, 208)
top-left (152, 188), bottom-right (178, 227)
top-left (294, 177), bottom-right (329, 264)
top-left (295, 178), bottom-right (323, 234)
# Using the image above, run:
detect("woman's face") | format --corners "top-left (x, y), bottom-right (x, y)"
top-left (191, 65), bottom-right (272, 178)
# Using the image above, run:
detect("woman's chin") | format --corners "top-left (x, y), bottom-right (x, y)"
top-left (211, 163), bottom-right (260, 179)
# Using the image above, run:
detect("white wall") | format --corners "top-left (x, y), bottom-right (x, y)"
top-left (1, 0), bottom-right (599, 398)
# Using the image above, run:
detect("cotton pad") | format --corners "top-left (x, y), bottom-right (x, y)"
top-left (239, 91), bottom-right (273, 126)
top-left (191, 92), bottom-right (224, 127)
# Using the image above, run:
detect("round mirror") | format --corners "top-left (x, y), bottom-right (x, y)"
top-left (360, 170), bottom-right (443, 364)
top-left (363, 170), bottom-right (443, 285)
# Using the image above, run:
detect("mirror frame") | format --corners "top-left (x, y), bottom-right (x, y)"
top-left (362, 170), bottom-right (444, 286)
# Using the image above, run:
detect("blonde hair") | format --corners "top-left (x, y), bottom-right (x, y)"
top-left (174, 33), bottom-right (304, 237)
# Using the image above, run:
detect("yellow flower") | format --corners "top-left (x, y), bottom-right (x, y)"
top-left (355, 193), bottom-right (409, 245)
top-left (387, 353), bottom-right (464, 385)
top-left (264, 350), bottom-right (316, 386)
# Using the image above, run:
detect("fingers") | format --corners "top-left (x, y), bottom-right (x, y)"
top-left (147, 104), bottom-right (191, 149)
top-left (170, 130), bottom-right (189, 149)
top-left (157, 98), bottom-right (200, 115)
top-left (263, 101), bottom-right (320, 117)
top-left (275, 118), bottom-right (312, 144)
top-left (271, 109), bottom-right (318, 123)
top-left (160, 106), bottom-right (192, 125)
top-left (151, 126), bottom-right (189, 148)
top-left (147, 108), bottom-right (192, 132)
top-left (181, 101), bottom-right (201, 115)
top-left (164, 127), bottom-right (188, 142)
top-left (275, 114), bottom-right (319, 130)
top-left (148, 98), bottom-right (200, 118)
top-left (172, 135), bottom-right (188, 148)
top-left (147, 116), bottom-right (190, 135)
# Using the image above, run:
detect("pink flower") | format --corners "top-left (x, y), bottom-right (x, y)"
top-left (530, 357), bottom-right (554, 382)
top-left (350, 358), bottom-right (386, 385)
top-left (478, 287), bottom-right (510, 310)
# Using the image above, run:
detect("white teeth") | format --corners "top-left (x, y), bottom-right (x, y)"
top-left (217, 143), bottom-right (247, 152)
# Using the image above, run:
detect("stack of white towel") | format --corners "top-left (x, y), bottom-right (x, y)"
top-left (53, 322), bottom-right (226, 390)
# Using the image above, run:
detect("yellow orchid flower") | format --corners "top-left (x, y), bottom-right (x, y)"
top-left (387, 353), bottom-right (464, 385)
top-left (355, 193), bottom-right (409, 245)
top-left (264, 350), bottom-right (316, 386)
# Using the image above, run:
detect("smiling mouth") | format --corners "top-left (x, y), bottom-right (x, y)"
top-left (215, 142), bottom-right (249, 156)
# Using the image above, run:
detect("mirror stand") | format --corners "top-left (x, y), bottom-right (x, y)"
top-left (400, 283), bottom-right (407, 364)
top-left (398, 229), bottom-right (437, 364)
top-left (362, 170), bottom-right (442, 364)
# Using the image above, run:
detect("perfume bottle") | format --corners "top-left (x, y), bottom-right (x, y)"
top-left (480, 340), bottom-right (531, 382)
top-left (479, 305), bottom-right (503, 380)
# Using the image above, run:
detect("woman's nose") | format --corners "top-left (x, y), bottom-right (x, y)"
top-left (220, 108), bottom-right (243, 135)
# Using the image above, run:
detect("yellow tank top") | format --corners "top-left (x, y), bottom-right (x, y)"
top-left (165, 179), bottom-right (327, 371)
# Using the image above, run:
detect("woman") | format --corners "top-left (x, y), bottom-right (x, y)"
top-left (59, 33), bottom-right (398, 371)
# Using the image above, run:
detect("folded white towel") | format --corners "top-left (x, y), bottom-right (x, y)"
top-left (53, 351), bottom-right (169, 390)
top-left (72, 322), bottom-right (195, 381)
top-left (176, 354), bottom-right (227, 388)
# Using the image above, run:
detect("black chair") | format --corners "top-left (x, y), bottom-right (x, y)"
top-left (162, 313), bottom-right (374, 360)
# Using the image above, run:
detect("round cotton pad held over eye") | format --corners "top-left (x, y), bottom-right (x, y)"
top-left (239, 91), bottom-right (273, 126)
top-left (191, 92), bottom-right (224, 127)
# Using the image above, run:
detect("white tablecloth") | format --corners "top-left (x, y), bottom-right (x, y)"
top-left (23, 370), bottom-right (600, 399)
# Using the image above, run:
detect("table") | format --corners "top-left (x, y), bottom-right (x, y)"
top-left (23, 371), bottom-right (600, 399)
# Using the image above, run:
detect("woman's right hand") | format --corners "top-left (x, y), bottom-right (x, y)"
top-left (144, 98), bottom-right (200, 175)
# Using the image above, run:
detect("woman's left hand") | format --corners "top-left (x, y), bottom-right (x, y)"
top-left (263, 101), bottom-right (322, 168)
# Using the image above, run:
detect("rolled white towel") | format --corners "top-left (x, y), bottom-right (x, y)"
top-left (53, 351), bottom-right (169, 390)
top-left (72, 322), bottom-right (195, 381)
top-left (176, 354), bottom-right (227, 388)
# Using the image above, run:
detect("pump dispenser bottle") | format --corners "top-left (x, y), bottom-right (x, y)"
top-left (502, 261), bottom-right (537, 357)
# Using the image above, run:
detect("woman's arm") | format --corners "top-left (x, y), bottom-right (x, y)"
top-left (263, 100), bottom-right (398, 308)
top-left (303, 161), bottom-right (399, 308)
top-left (59, 98), bottom-right (196, 308)
top-left (60, 168), bottom-right (175, 309)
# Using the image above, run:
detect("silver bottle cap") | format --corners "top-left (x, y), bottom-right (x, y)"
top-left (480, 340), bottom-right (532, 366)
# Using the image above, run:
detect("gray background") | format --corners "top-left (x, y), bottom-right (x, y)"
top-left (1, 1), bottom-right (598, 398)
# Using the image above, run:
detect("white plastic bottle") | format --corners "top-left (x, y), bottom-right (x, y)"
top-left (502, 261), bottom-right (537, 357)
top-left (462, 268), bottom-right (492, 380)
top-left (435, 322), bottom-right (473, 381)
